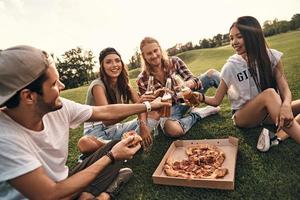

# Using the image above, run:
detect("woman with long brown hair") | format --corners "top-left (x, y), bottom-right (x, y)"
top-left (79, 47), bottom-right (155, 154)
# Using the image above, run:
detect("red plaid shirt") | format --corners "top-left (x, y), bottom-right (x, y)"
top-left (136, 56), bottom-right (201, 102)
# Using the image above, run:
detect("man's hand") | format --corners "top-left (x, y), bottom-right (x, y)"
top-left (153, 88), bottom-right (166, 98)
top-left (139, 88), bottom-right (167, 103)
top-left (110, 136), bottom-right (141, 160)
top-left (150, 96), bottom-right (172, 111)
top-left (139, 93), bottom-right (156, 102)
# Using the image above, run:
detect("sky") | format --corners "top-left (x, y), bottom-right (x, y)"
top-left (0, 0), bottom-right (299, 63)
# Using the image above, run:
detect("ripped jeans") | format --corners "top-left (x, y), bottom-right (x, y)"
top-left (160, 71), bottom-right (220, 135)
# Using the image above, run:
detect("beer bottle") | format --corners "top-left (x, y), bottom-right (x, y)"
top-left (172, 74), bottom-right (184, 103)
top-left (174, 75), bottom-right (199, 106)
top-left (174, 75), bottom-right (192, 102)
top-left (145, 75), bottom-right (155, 95)
top-left (161, 78), bottom-right (172, 117)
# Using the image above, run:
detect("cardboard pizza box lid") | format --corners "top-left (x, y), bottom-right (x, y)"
top-left (152, 136), bottom-right (239, 190)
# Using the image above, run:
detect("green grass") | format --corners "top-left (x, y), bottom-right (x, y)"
top-left (62, 30), bottom-right (300, 200)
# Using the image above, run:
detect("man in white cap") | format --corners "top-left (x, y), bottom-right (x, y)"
top-left (0, 46), bottom-right (169, 200)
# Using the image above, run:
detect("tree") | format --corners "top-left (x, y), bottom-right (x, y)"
top-left (128, 48), bottom-right (141, 70)
top-left (56, 47), bottom-right (96, 89)
top-left (180, 42), bottom-right (193, 52)
top-left (199, 39), bottom-right (210, 48)
top-left (213, 34), bottom-right (223, 47)
top-left (290, 14), bottom-right (300, 30)
top-left (167, 43), bottom-right (182, 56)
top-left (222, 33), bottom-right (229, 44)
top-left (278, 20), bottom-right (290, 33)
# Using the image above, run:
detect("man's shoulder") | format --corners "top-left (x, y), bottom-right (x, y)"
top-left (0, 111), bottom-right (18, 133)
top-left (136, 71), bottom-right (147, 81)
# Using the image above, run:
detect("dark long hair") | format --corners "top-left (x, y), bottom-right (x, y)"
top-left (99, 54), bottom-right (131, 104)
top-left (230, 16), bottom-right (277, 91)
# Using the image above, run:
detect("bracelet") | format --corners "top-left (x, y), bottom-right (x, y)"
top-left (143, 101), bottom-right (152, 112)
top-left (201, 93), bottom-right (205, 103)
top-left (105, 151), bottom-right (115, 164)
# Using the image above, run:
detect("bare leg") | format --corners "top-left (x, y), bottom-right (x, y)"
top-left (150, 109), bottom-right (185, 137)
top-left (77, 136), bottom-right (106, 154)
top-left (234, 89), bottom-right (281, 128)
top-left (234, 89), bottom-right (300, 143)
top-left (96, 192), bottom-right (111, 200)
top-left (264, 99), bottom-right (300, 141)
top-left (78, 192), bottom-right (95, 200)
top-left (164, 120), bottom-right (184, 137)
top-left (78, 191), bottom-right (110, 200)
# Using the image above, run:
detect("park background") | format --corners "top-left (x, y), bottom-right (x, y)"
top-left (1, 1), bottom-right (300, 199)
top-left (62, 30), bottom-right (300, 199)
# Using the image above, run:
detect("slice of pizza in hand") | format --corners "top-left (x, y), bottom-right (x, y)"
top-left (122, 130), bottom-right (142, 147)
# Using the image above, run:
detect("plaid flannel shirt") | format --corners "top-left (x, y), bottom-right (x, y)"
top-left (136, 56), bottom-right (201, 102)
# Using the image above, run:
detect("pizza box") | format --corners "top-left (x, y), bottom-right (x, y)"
top-left (152, 136), bottom-right (239, 190)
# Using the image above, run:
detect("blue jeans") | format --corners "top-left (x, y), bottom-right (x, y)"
top-left (84, 118), bottom-right (159, 140)
top-left (160, 71), bottom-right (220, 135)
top-left (198, 70), bottom-right (220, 94)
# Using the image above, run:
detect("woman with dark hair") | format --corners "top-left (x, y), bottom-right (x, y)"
top-left (78, 47), bottom-right (155, 155)
top-left (198, 16), bottom-right (300, 151)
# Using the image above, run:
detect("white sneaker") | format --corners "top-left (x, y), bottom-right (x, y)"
top-left (257, 128), bottom-right (279, 152)
top-left (191, 105), bottom-right (221, 118)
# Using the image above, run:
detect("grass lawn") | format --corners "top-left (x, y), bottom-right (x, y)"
top-left (62, 30), bottom-right (300, 200)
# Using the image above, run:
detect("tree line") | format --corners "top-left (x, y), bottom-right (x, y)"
top-left (165, 13), bottom-right (300, 56)
top-left (51, 14), bottom-right (299, 89)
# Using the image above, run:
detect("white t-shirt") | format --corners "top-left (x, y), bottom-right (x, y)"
top-left (220, 49), bottom-right (282, 111)
top-left (0, 98), bottom-right (92, 200)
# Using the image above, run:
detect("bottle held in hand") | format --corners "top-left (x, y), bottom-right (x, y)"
top-left (189, 92), bottom-right (201, 106)
top-left (160, 78), bottom-right (172, 117)
top-left (145, 75), bottom-right (155, 95)
top-left (172, 74), bottom-right (185, 104)
top-left (174, 75), bottom-right (197, 106)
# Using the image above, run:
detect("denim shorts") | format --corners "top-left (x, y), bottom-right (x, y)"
top-left (84, 118), bottom-right (160, 140)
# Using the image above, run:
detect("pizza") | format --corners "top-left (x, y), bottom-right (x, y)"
top-left (122, 130), bottom-right (142, 147)
top-left (164, 143), bottom-right (228, 179)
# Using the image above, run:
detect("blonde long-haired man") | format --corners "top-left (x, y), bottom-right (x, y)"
top-left (137, 37), bottom-right (221, 137)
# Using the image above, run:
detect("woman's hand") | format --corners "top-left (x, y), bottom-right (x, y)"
top-left (139, 125), bottom-right (153, 151)
top-left (277, 103), bottom-right (294, 131)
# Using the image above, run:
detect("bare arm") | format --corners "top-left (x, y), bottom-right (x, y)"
top-left (9, 137), bottom-right (140, 200)
top-left (130, 87), bottom-right (153, 148)
top-left (201, 79), bottom-right (228, 106)
top-left (275, 60), bottom-right (292, 105)
top-left (92, 85), bottom-right (127, 125)
top-left (9, 156), bottom-right (112, 200)
top-left (87, 100), bottom-right (169, 122)
top-left (274, 60), bottom-right (293, 128)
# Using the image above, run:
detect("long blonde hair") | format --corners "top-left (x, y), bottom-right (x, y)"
top-left (139, 37), bottom-right (172, 74)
